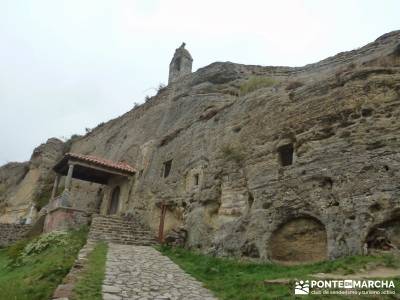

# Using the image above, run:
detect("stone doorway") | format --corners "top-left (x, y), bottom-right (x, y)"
top-left (108, 186), bottom-right (120, 215)
top-left (269, 217), bottom-right (327, 263)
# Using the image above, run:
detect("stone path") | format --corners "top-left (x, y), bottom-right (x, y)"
top-left (102, 243), bottom-right (218, 300)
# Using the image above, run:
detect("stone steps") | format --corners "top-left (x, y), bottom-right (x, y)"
top-left (88, 214), bottom-right (158, 246)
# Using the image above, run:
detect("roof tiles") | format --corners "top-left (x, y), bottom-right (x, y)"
top-left (65, 152), bottom-right (136, 174)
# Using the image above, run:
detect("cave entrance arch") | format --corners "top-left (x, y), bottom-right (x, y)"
top-left (108, 186), bottom-right (120, 215)
top-left (270, 216), bottom-right (327, 263)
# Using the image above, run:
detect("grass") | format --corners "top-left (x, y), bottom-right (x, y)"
top-left (72, 242), bottom-right (108, 300)
top-left (158, 246), bottom-right (400, 300)
top-left (240, 76), bottom-right (276, 96)
top-left (0, 227), bottom-right (87, 300)
top-left (5, 238), bottom-right (32, 262)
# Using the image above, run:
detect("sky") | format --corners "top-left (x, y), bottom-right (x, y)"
top-left (0, 0), bottom-right (399, 166)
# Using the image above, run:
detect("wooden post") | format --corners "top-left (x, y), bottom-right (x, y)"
top-left (51, 174), bottom-right (60, 199)
top-left (64, 164), bottom-right (74, 191)
top-left (158, 202), bottom-right (167, 243)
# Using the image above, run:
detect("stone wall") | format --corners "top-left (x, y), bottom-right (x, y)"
top-left (0, 223), bottom-right (32, 247)
top-left (43, 207), bottom-right (89, 233)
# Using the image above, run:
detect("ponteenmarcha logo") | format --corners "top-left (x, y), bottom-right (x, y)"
top-left (293, 279), bottom-right (396, 296)
top-left (295, 280), bottom-right (310, 295)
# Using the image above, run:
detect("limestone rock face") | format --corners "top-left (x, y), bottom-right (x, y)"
top-left (1, 31), bottom-right (400, 261)
top-left (0, 138), bottom-right (65, 223)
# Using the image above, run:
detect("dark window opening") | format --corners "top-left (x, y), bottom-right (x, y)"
top-left (163, 160), bottom-right (172, 178)
top-left (194, 174), bottom-right (199, 186)
top-left (278, 144), bottom-right (294, 166)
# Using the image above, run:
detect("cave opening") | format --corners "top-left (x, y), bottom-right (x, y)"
top-left (278, 143), bottom-right (294, 166)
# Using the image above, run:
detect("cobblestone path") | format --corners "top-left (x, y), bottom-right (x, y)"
top-left (102, 243), bottom-right (218, 300)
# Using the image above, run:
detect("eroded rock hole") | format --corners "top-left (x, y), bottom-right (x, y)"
top-left (320, 177), bottom-right (333, 189)
top-left (270, 217), bottom-right (327, 263)
top-left (366, 219), bottom-right (400, 251)
top-left (248, 192), bottom-right (254, 208)
top-left (369, 203), bottom-right (381, 212)
top-left (361, 108), bottom-right (373, 117)
top-left (232, 126), bottom-right (242, 133)
top-left (241, 241), bottom-right (260, 258)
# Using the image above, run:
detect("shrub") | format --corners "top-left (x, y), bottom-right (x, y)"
top-left (6, 239), bottom-right (31, 263)
top-left (7, 231), bottom-right (72, 265)
top-left (285, 80), bottom-right (304, 91)
top-left (0, 227), bottom-right (88, 300)
top-left (220, 144), bottom-right (245, 164)
top-left (22, 231), bottom-right (69, 258)
top-left (63, 134), bottom-right (82, 154)
top-left (34, 188), bottom-right (52, 210)
top-left (157, 83), bottom-right (167, 93)
top-left (240, 76), bottom-right (276, 96)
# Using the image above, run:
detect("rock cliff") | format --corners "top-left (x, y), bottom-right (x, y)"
top-left (1, 31), bottom-right (399, 261)
top-left (0, 138), bottom-right (65, 223)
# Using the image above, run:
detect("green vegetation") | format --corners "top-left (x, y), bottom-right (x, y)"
top-left (220, 144), bottom-right (245, 165)
top-left (159, 246), bottom-right (400, 300)
top-left (240, 76), bottom-right (276, 96)
top-left (72, 242), bottom-right (108, 300)
top-left (63, 134), bottom-right (82, 154)
top-left (0, 227), bottom-right (87, 300)
top-left (5, 238), bottom-right (32, 263)
top-left (34, 185), bottom-right (65, 209)
top-left (33, 187), bottom-right (52, 210)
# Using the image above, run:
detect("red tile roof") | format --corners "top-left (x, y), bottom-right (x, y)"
top-left (64, 152), bottom-right (136, 174)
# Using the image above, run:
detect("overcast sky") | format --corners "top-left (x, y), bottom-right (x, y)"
top-left (0, 0), bottom-right (399, 166)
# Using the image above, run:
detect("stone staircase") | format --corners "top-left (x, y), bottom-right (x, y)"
top-left (88, 214), bottom-right (158, 246)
